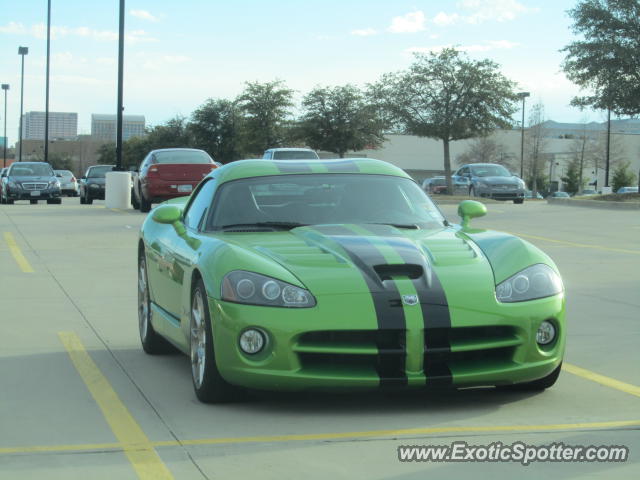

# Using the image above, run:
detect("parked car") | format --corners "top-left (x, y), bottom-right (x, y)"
top-left (421, 176), bottom-right (469, 195)
top-left (54, 169), bottom-right (79, 197)
top-left (453, 163), bottom-right (526, 204)
top-left (137, 158), bottom-right (565, 402)
top-left (524, 190), bottom-right (544, 199)
top-left (580, 189), bottom-right (598, 196)
top-left (551, 191), bottom-right (570, 198)
top-left (616, 186), bottom-right (639, 194)
top-left (79, 165), bottom-right (114, 204)
top-left (0, 162), bottom-right (62, 204)
top-left (0, 168), bottom-right (7, 203)
top-left (132, 148), bottom-right (218, 213)
top-left (263, 148), bottom-right (319, 160)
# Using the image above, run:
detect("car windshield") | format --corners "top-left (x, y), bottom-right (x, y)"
top-left (431, 178), bottom-right (446, 186)
top-left (471, 165), bottom-right (511, 177)
top-left (154, 150), bottom-right (212, 164)
top-left (208, 174), bottom-right (445, 230)
top-left (272, 151), bottom-right (319, 160)
top-left (10, 164), bottom-right (54, 177)
top-left (88, 166), bottom-right (114, 178)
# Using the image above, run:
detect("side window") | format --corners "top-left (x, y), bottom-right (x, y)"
top-left (184, 180), bottom-right (217, 231)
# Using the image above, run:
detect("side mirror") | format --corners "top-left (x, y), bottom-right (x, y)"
top-left (55, 173), bottom-right (62, 178)
top-left (151, 205), bottom-right (186, 236)
top-left (81, 176), bottom-right (86, 180)
top-left (458, 200), bottom-right (487, 229)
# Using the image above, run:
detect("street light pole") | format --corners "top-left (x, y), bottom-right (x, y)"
top-left (44, 0), bottom-right (51, 163)
top-left (116, 0), bottom-right (125, 171)
top-left (18, 46), bottom-right (28, 162)
top-left (2, 84), bottom-right (8, 168)
top-left (517, 92), bottom-right (530, 179)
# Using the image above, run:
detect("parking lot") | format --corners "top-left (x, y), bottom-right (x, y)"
top-left (1, 198), bottom-right (638, 479)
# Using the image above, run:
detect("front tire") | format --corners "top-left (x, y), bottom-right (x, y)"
top-left (191, 279), bottom-right (239, 403)
top-left (30, 199), bottom-right (38, 205)
top-left (138, 252), bottom-right (171, 354)
top-left (85, 192), bottom-right (93, 205)
top-left (139, 186), bottom-right (151, 213)
top-left (514, 198), bottom-right (524, 204)
top-left (131, 189), bottom-right (140, 209)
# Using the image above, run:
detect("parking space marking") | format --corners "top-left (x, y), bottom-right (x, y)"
top-left (58, 332), bottom-right (174, 480)
top-left (563, 363), bottom-right (640, 399)
top-left (508, 232), bottom-right (640, 255)
top-left (3, 232), bottom-right (34, 273)
top-left (1, 419), bottom-right (639, 455)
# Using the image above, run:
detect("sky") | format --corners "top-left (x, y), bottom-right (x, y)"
top-left (0, 0), bottom-right (612, 145)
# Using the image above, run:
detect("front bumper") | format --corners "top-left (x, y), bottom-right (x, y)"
top-left (143, 180), bottom-right (198, 202)
top-left (7, 187), bottom-right (61, 200)
top-left (86, 185), bottom-right (105, 199)
top-left (476, 186), bottom-right (525, 201)
top-left (209, 293), bottom-right (565, 391)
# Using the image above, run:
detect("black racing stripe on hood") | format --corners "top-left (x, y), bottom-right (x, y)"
top-left (312, 225), bottom-right (407, 387)
top-left (324, 160), bottom-right (360, 172)
top-left (359, 224), bottom-right (452, 387)
top-left (273, 161), bottom-right (313, 173)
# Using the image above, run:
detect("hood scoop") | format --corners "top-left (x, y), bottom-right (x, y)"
top-left (373, 264), bottom-right (423, 281)
top-left (422, 237), bottom-right (478, 266)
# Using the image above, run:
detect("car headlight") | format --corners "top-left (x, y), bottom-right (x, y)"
top-left (495, 264), bottom-right (563, 303)
top-left (221, 271), bottom-right (316, 308)
top-left (8, 181), bottom-right (19, 189)
top-left (89, 183), bottom-right (100, 189)
top-left (49, 180), bottom-right (61, 188)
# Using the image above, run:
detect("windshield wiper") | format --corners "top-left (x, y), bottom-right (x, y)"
top-left (366, 222), bottom-right (419, 229)
top-left (218, 221), bottom-right (309, 231)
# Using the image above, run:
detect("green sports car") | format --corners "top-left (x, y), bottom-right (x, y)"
top-left (138, 158), bottom-right (565, 403)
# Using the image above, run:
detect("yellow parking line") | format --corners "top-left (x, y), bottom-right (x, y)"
top-left (3, 232), bottom-right (34, 273)
top-left (58, 332), bottom-right (174, 480)
top-left (510, 232), bottom-right (640, 255)
top-left (563, 363), bottom-right (640, 399)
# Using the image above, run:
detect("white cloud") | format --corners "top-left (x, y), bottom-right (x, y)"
top-left (130, 10), bottom-right (159, 22)
top-left (0, 21), bottom-right (27, 34)
top-left (432, 12), bottom-right (460, 26)
top-left (126, 29), bottom-right (159, 44)
top-left (96, 57), bottom-right (117, 66)
top-left (388, 11), bottom-right (426, 33)
top-left (142, 55), bottom-right (191, 70)
top-left (458, 0), bottom-right (534, 23)
top-left (351, 28), bottom-right (377, 37)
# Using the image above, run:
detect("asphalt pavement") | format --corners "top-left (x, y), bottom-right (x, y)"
top-left (0, 198), bottom-right (638, 480)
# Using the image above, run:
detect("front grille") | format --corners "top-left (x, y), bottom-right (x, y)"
top-left (21, 182), bottom-right (48, 190)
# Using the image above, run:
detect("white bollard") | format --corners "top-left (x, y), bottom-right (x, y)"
top-left (105, 171), bottom-right (131, 209)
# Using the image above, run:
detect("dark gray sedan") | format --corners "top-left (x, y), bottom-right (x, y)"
top-left (453, 163), bottom-right (526, 204)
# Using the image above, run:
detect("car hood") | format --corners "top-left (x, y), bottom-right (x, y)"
top-left (10, 176), bottom-right (54, 183)
top-left (218, 225), bottom-right (502, 307)
top-left (475, 176), bottom-right (521, 185)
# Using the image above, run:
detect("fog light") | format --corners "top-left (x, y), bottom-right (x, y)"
top-left (536, 321), bottom-right (556, 345)
top-left (239, 329), bottom-right (265, 354)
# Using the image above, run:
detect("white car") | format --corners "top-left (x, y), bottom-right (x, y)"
top-left (54, 169), bottom-right (79, 197)
top-left (263, 148), bottom-right (319, 160)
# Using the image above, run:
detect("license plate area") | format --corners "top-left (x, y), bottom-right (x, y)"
top-left (177, 184), bottom-right (193, 193)
top-left (30, 191), bottom-right (41, 197)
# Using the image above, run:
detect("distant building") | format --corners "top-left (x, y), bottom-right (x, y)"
top-left (539, 119), bottom-right (640, 138)
top-left (0, 136), bottom-right (6, 148)
top-left (91, 114), bottom-right (146, 141)
top-left (21, 111), bottom-right (78, 140)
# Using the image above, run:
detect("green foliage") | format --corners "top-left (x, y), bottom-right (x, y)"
top-left (145, 116), bottom-right (193, 150)
top-left (47, 153), bottom-right (74, 171)
top-left (299, 85), bottom-right (385, 157)
top-left (189, 99), bottom-right (244, 163)
top-left (237, 80), bottom-right (294, 155)
top-left (561, 0), bottom-right (640, 115)
top-left (96, 142), bottom-right (116, 165)
top-left (370, 48), bottom-right (518, 193)
top-left (611, 161), bottom-right (637, 192)
top-left (561, 159), bottom-right (582, 194)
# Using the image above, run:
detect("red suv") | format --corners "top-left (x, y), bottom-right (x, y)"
top-left (132, 148), bottom-right (218, 212)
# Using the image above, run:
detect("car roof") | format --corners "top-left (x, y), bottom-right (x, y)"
top-left (265, 148), bottom-right (315, 152)
top-left (208, 158), bottom-right (411, 185)
top-left (150, 148), bottom-right (208, 154)
top-left (11, 161), bottom-right (49, 166)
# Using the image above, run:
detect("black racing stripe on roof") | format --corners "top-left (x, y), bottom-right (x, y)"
top-left (359, 224), bottom-right (452, 387)
top-left (273, 161), bottom-right (313, 173)
top-left (312, 225), bottom-right (407, 387)
top-left (323, 160), bottom-right (360, 172)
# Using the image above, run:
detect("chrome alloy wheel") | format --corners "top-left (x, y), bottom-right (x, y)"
top-left (138, 257), bottom-right (150, 342)
top-left (191, 289), bottom-right (207, 389)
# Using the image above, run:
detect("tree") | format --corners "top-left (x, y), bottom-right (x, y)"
top-left (237, 80), bottom-right (294, 155)
top-left (145, 116), bottom-right (193, 150)
top-left (524, 102), bottom-right (549, 196)
top-left (611, 161), bottom-right (637, 192)
top-left (298, 85), bottom-right (385, 157)
top-left (561, 158), bottom-right (582, 194)
top-left (189, 99), bottom-right (244, 163)
top-left (370, 48), bottom-right (518, 194)
top-left (455, 136), bottom-right (515, 170)
top-left (96, 143), bottom-right (116, 165)
top-left (561, 0), bottom-right (640, 116)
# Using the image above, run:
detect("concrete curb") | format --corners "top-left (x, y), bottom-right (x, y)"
top-left (547, 197), bottom-right (640, 210)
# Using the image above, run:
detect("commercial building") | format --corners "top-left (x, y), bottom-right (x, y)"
top-left (91, 114), bottom-right (146, 141)
top-left (21, 111), bottom-right (78, 140)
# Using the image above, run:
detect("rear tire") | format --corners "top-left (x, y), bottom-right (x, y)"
top-left (514, 198), bottom-right (524, 204)
top-left (499, 363), bottom-right (562, 392)
top-left (138, 252), bottom-right (172, 354)
top-left (30, 199), bottom-right (38, 205)
top-left (191, 279), bottom-right (241, 403)
top-left (80, 193), bottom-right (86, 204)
top-left (85, 193), bottom-right (93, 205)
top-left (131, 189), bottom-right (140, 209)
top-left (139, 187), bottom-right (151, 213)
